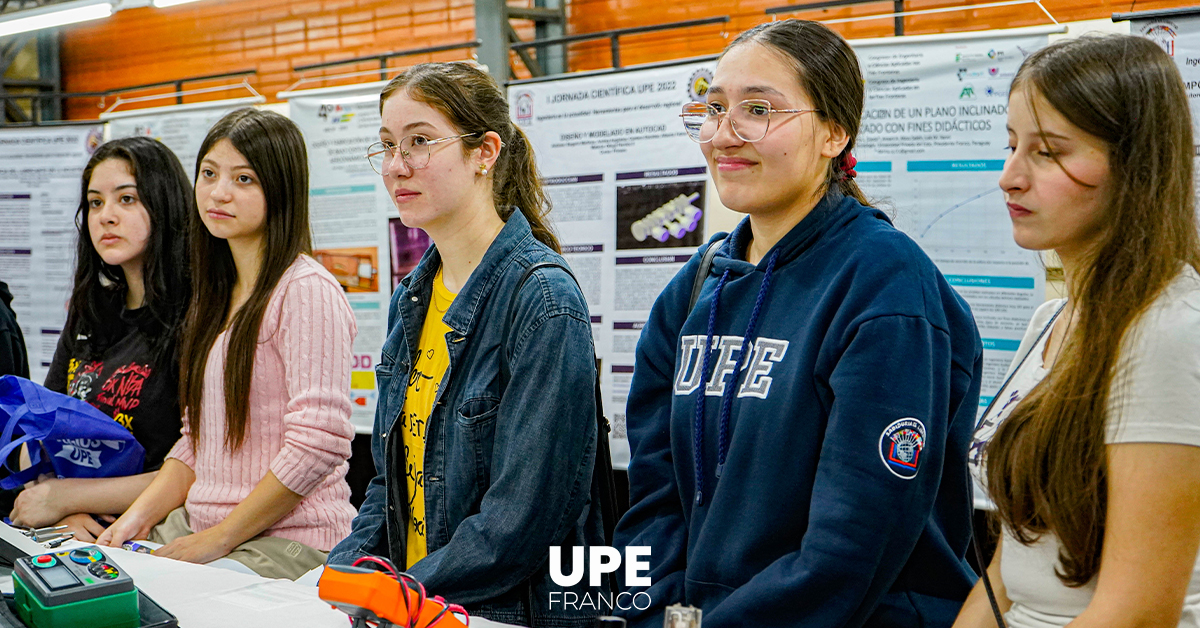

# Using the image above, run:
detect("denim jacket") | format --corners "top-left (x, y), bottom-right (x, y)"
top-left (328, 211), bottom-right (607, 627)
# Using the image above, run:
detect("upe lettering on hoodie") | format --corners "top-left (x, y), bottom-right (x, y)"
top-left (673, 335), bottom-right (790, 398)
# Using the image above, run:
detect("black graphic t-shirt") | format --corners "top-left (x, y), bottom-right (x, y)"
top-left (44, 304), bottom-right (181, 471)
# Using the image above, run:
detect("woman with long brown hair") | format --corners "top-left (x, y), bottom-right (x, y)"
top-left (98, 108), bottom-right (358, 580)
top-left (326, 62), bottom-right (608, 627)
top-left (9, 137), bottom-right (191, 542)
top-left (958, 35), bottom-right (1200, 627)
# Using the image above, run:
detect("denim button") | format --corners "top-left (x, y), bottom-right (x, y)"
top-left (380, 432), bottom-right (387, 439)
top-left (411, 296), bottom-right (419, 302)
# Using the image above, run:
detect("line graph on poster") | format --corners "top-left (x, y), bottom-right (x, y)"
top-left (919, 187), bottom-right (1004, 238)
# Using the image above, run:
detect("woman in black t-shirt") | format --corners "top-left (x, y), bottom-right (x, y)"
top-left (9, 137), bottom-right (192, 541)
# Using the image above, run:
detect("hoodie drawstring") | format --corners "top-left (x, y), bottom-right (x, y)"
top-left (693, 249), bottom-right (779, 507)
top-left (694, 269), bottom-right (730, 507)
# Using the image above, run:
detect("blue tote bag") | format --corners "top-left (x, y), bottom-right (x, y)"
top-left (0, 375), bottom-right (144, 490)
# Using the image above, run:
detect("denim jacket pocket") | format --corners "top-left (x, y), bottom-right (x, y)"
top-left (455, 396), bottom-right (500, 426)
top-left (376, 363), bottom-right (396, 400)
top-left (453, 396), bottom-right (500, 502)
top-left (376, 354), bottom-right (411, 401)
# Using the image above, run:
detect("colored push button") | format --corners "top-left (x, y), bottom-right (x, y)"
top-left (67, 550), bottom-right (87, 564)
top-left (32, 555), bottom-right (56, 568)
top-left (69, 548), bottom-right (103, 565)
top-left (87, 562), bottom-right (120, 580)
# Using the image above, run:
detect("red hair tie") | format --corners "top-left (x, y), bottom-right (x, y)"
top-left (840, 153), bottom-right (858, 179)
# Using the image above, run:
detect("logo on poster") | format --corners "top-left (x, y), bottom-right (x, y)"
top-left (515, 92), bottom-right (534, 125)
top-left (1142, 21), bottom-right (1178, 57)
top-left (86, 128), bottom-right (103, 153)
top-left (957, 67), bottom-right (984, 81)
top-left (954, 50), bottom-right (990, 63)
top-left (959, 85), bottom-right (977, 100)
top-left (688, 68), bottom-right (713, 101)
top-left (317, 104), bottom-right (355, 124)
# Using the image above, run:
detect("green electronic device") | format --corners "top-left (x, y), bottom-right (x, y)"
top-left (11, 546), bottom-right (138, 628)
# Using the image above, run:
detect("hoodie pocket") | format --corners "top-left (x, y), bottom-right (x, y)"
top-left (864, 591), bottom-right (923, 628)
top-left (683, 577), bottom-right (736, 611)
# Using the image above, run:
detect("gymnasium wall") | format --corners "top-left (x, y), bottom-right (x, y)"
top-left (58, 0), bottom-right (1187, 119)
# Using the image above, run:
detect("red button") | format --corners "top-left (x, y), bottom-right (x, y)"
top-left (33, 555), bottom-right (55, 567)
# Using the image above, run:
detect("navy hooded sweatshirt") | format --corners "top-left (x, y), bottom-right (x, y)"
top-left (614, 190), bottom-right (983, 627)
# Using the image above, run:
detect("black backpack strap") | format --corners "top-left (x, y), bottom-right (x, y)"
top-left (689, 237), bottom-right (726, 312)
top-left (500, 261), bottom-right (621, 562)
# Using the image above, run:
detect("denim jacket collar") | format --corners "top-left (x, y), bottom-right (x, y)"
top-left (400, 209), bottom-right (534, 337)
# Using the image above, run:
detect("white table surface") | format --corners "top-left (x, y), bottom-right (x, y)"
top-left (0, 523), bottom-right (518, 628)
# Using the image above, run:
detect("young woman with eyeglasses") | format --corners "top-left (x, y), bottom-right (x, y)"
top-left (326, 62), bottom-right (608, 627)
top-left (613, 19), bottom-right (984, 627)
top-left (98, 108), bottom-right (358, 580)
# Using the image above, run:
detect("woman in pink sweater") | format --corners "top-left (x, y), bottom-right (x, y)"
top-left (98, 108), bottom-right (358, 580)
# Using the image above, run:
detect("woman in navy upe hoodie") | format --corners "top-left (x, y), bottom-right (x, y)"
top-left (614, 19), bottom-right (984, 628)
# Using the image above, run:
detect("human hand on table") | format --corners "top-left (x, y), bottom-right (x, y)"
top-left (52, 513), bottom-right (115, 543)
top-left (96, 508), bottom-right (156, 548)
top-left (153, 527), bottom-right (236, 565)
top-left (10, 477), bottom-right (67, 528)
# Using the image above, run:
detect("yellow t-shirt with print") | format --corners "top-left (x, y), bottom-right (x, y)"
top-left (400, 268), bottom-right (456, 569)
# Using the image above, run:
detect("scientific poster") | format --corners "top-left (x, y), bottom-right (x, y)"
top-left (511, 60), bottom-right (716, 467)
top-left (286, 83), bottom-right (406, 433)
top-left (1132, 13), bottom-right (1200, 206)
top-left (0, 125), bottom-right (103, 384)
top-left (851, 32), bottom-right (1050, 410)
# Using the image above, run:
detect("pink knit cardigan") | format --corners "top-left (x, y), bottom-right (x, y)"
top-left (166, 256), bottom-right (358, 551)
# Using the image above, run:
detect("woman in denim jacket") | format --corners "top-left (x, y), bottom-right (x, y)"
top-left (327, 62), bottom-right (607, 627)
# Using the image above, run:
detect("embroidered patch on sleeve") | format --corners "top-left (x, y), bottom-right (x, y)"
top-left (879, 418), bottom-right (926, 480)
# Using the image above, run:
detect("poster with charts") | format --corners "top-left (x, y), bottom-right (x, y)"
top-left (0, 125), bottom-right (103, 384)
top-left (286, 83), bottom-right (407, 434)
top-left (510, 60), bottom-right (717, 469)
top-left (850, 32), bottom-right (1050, 413)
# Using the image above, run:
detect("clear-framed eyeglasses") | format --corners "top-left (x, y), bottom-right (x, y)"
top-left (367, 132), bottom-right (480, 174)
top-left (680, 99), bottom-right (821, 143)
